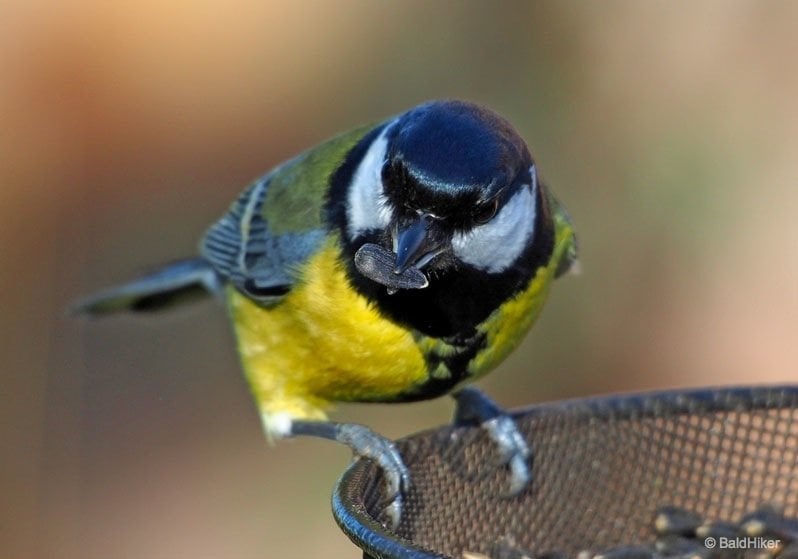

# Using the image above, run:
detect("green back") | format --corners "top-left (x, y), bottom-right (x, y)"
top-left (263, 125), bottom-right (373, 234)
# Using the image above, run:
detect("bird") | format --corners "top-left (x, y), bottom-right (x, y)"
top-left (74, 99), bottom-right (578, 527)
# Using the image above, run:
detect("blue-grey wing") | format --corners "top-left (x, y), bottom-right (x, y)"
top-left (200, 175), bottom-right (325, 306)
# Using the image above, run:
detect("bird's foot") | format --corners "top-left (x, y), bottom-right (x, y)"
top-left (452, 387), bottom-right (532, 496)
top-left (289, 420), bottom-right (409, 529)
top-left (479, 413), bottom-right (532, 495)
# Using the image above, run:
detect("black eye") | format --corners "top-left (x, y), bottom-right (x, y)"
top-left (473, 198), bottom-right (499, 225)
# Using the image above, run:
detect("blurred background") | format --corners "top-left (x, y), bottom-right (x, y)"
top-left (3, 1), bottom-right (798, 557)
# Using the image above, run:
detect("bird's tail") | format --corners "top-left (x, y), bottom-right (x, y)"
top-left (72, 258), bottom-right (222, 315)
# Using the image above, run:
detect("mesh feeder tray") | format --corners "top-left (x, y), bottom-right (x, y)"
top-left (333, 386), bottom-right (798, 559)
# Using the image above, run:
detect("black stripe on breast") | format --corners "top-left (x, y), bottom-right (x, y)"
top-left (395, 332), bottom-right (489, 402)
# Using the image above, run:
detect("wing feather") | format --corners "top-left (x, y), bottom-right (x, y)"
top-left (200, 174), bottom-right (325, 305)
top-left (200, 124), bottom-right (379, 305)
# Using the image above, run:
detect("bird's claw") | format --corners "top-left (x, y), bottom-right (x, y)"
top-left (452, 387), bottom-right (533, 496)
top-left (482, 414), bottom-right (532, 496)
top-left (336, 423), bottom-right (409, 528)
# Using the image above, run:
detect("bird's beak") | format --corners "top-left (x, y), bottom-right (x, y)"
top-left (353, 214), bottom-right (447, 293)
top-left (393, 214), bottom-right (446, 274)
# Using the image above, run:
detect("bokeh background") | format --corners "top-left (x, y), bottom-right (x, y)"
top-left (4, 1), bottom-right (798, 557)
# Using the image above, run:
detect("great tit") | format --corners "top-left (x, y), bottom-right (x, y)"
top-left (74, 99), bottom-right (578, 526)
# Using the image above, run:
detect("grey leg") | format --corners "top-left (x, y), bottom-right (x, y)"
top-left (452, 386), bottom-right (532, 495)
top-left (289, 420), bottom-right (409, 528)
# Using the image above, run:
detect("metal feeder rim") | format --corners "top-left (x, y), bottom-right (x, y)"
top-left (331, 384), bottom-right (798, 559)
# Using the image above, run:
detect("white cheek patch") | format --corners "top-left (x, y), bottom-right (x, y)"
top-left (346, 123), bottom-right (396, 240)
top-left (452, 182), bottom-right (537, 273)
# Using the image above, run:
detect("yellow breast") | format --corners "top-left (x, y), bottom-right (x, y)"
top-left (226, 238), bottom-right (428, 424)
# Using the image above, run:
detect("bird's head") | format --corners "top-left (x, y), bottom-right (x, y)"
top-left (343, 100), bottom-right (542, 293)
